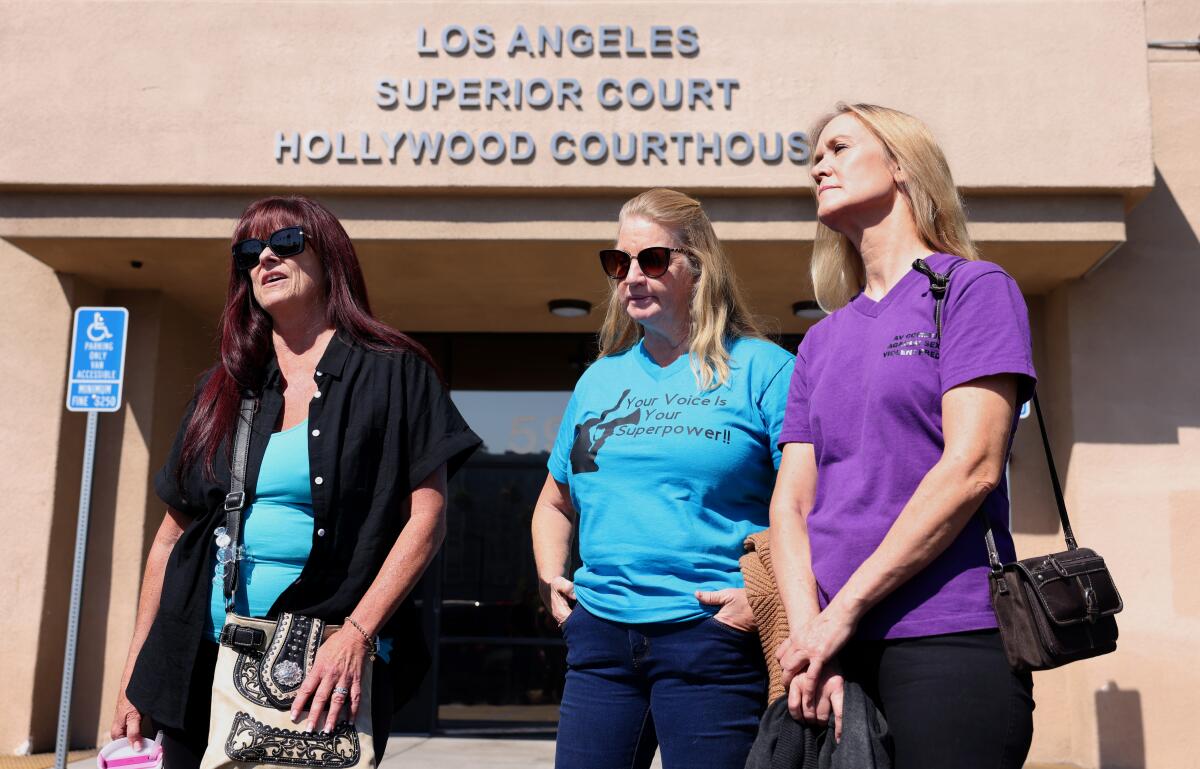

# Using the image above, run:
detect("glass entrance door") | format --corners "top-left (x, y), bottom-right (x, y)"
top-left (388, 333), bottom-right (595, 735)
top-left (435, 390), bottom-right (574, 733)
top-left (388, 332), bottom-right (796, 735)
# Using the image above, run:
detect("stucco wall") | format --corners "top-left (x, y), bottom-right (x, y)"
top-left (0, 1), bottom-right (1193, 765)
top-left (0, 1), bottom-right (1153, 194)
top-left (1019, 3), bottom-right (1200, 764)
top-left (0, 241), bottom-right (74, 753)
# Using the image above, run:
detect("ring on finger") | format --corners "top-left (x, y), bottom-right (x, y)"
top-left (332, 686), bottom-right (350, 696)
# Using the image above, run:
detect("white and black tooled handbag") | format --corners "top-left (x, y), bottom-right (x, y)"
top-left (199, 398), bottom-right (375, 769)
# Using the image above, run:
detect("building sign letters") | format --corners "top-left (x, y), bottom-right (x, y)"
top-left (274, 24), bottom-right (810, 167)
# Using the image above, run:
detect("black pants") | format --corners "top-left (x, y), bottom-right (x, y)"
top-left (162, 641), bottom-right (395, 769)
top-left (840, 629), bottom-right (1034, 769)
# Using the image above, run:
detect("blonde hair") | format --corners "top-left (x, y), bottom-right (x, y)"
top-left (597, 188), bottom-right (764, 391)
top-left (810, 103), bottom-right (978, 311)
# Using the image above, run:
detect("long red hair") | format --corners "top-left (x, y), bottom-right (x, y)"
top-left (180, 195), bottom-right (437, 480)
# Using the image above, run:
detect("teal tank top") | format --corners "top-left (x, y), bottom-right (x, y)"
top-left (205, 419), bottom-right (392, 660)
top-left (207, 419), bottom-right (314, 639)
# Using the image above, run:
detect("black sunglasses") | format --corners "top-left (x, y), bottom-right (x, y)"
top-left (598, 246), bottom-right (686, 280)
top-left (231, 226), bottom-right (306, 271)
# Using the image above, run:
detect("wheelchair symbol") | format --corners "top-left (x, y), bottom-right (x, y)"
top-left (85, 312), bottom-right (114, 342)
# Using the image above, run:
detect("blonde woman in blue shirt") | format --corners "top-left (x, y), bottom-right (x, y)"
top-left (532, 188), bottom-right (793, 769)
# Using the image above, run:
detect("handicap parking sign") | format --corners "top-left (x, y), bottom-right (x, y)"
top-left (65, 307), bottom-right (128, 412)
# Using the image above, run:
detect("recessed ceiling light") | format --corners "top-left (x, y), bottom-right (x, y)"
top-left (792, 300), bottom-right (825, 320)
top-left (548, 299), bottom-right (592, 318)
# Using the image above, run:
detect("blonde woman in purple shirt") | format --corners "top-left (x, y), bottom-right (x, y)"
top-left (772, 103), bottom-right (1036, 769)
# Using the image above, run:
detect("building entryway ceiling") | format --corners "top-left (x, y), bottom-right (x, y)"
top-left (0, 193), bottom-right (1127, 333)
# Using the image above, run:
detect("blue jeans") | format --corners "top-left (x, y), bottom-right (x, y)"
top-left (555, 605), bottom-right (767, 769)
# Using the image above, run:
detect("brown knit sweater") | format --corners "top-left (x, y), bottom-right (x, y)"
top-left (740, 529), bottom-right (790, 702)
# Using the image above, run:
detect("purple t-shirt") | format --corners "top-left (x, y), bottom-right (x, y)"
top-left (779, 253), bottom-right (1036, 639)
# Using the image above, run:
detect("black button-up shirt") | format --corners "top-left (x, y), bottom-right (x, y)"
top-left (127, 333), bottom-right (480, 728)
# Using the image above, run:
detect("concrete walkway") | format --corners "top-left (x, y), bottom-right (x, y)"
top-left (381, 736), bottom-right (558, 768)
top-left (66, 737), bottom-right (1070, 768)
top-left (377, 739), bottom-right (1069, 769)
top-left (64, 735), bottom-right (653, 769)
top-left (388, 735), bottom-right (669, 768)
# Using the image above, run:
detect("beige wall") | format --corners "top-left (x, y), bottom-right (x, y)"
top-left (0, 1), bottom-right (1153, 195)
top-left (1068, 58), bottom-right (1196, 769)
top-left (0, 241), bottom-right (74, 753)
top-left (0, 243), bottom-right (214, 750)
top-left (1016, 3), bottom-right (1200, 766)
top-left (0, 1), bottom-right (1195, 766)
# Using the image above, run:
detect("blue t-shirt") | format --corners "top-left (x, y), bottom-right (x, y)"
top-left (548, 336), bottom-right (794, 624)
top-left (206, 419), bottom-right (393, 660)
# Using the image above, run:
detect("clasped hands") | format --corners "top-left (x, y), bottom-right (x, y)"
top-left (776, 604), bottom-right (857, 742)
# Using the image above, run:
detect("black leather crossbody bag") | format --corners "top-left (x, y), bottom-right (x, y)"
top-left (915, 258), bottom-right (1123, 672)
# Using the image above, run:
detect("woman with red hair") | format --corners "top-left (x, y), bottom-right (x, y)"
top-left (110, 196), bottom-right (479, 767)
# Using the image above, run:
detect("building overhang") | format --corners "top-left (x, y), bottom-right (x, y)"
top-left (0, 0), bottom-right (1153, 331)
top-left (0, 191), bottom-right (1127, 333)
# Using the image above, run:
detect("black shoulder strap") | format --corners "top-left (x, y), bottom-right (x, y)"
top-left (222, 396), bottom-right (257, 608)
top-left (914, 258), bottom-right (1079, 565)
top-left (912, 256), bottom-right (964, 337)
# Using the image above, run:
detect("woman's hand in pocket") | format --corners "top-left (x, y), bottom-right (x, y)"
top-left (696, 587), bottom-right (757, 632)
top-left (543, 576), bottom-right (576, 627)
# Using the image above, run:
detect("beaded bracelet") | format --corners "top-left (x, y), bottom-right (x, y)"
top-left (344, 616), bottom-right (378, 661)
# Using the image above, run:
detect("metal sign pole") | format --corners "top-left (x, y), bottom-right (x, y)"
top-left (55, 306), bottom-right (126, 764)
top-left (54, 410), bottom-right (99, 769)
